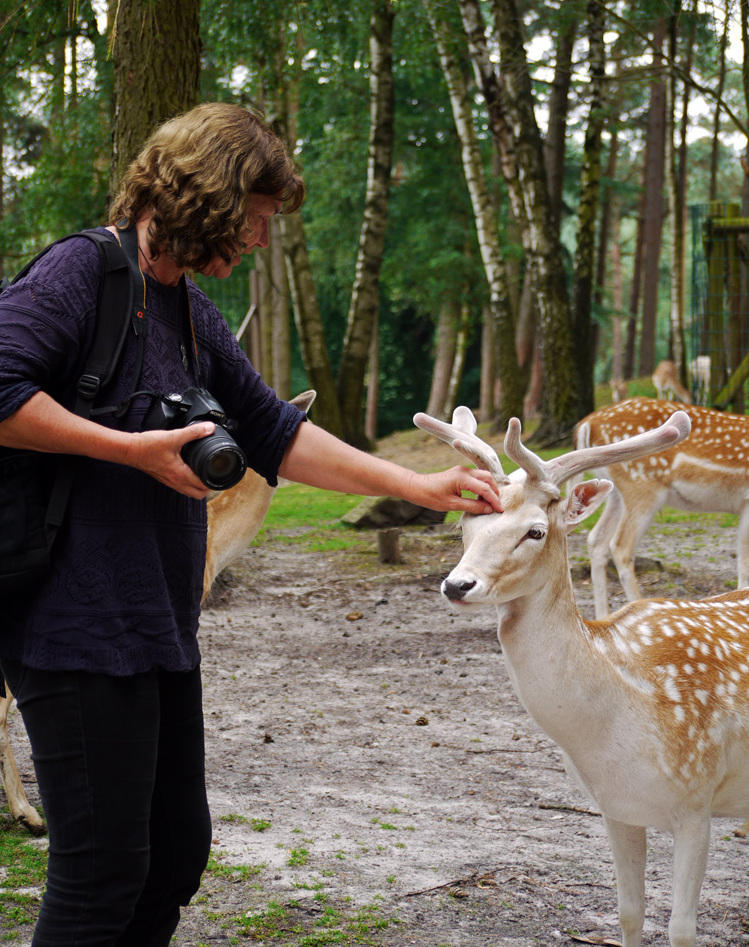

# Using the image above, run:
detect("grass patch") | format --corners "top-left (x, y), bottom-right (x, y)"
top-left (236, 897), bottom-right (397, 945)
top-left (0, 815), bottom-right (47, 931)
top-left (205, 855), bottom-right (264, 882)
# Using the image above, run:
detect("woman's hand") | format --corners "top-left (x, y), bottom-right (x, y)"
top-left (123, 424), bottom-right (215, 499)
top-left (406, 466), bottom-right (502, 514)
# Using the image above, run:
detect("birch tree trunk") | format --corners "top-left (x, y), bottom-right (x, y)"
top-left (109, 0), bottom-right (200, 192)
top-left (336, 0), bottom-right (396, 450)
top-left (423, 0), bottom-right (523, 427)
top-left (638, 17), bottom-right (667, 377)
top-left (570, 0), bottom-right (606, 419)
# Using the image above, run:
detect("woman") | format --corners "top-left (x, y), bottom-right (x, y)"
top-left (0, 103), bottom-right (500, 947)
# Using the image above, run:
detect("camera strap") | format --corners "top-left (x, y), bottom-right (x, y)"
top-left (90, 224), bottom-right (201, 416)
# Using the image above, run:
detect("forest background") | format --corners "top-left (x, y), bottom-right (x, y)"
top-left (1, 0), bottom-right (747, 448)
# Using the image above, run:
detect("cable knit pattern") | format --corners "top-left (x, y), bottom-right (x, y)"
top-left (0, 229), bottom-right (305, 675)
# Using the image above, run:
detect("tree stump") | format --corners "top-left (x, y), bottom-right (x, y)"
top-left (377, 527), bottom-right (401, 564)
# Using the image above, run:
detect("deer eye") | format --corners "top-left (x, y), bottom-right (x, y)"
top-left (527, 527), bottom-right (545, 541)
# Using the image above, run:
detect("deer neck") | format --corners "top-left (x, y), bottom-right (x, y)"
top-left (495, 543), bottom-right (619, 751)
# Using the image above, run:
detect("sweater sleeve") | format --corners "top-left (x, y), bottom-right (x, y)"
top-left (0, 237), bottom-right (101, 422)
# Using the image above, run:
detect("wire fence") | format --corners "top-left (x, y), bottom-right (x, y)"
top-left (690, 201), bottom-right (749, 412)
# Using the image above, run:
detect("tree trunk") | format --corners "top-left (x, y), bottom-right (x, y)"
top-left (479, 307), bottom-right (495, 422)
top-left (544, 7), bottom-right (579, 234)
top-left (426, 298), bottom-right (459, 419)
top-left (570, 0), bottom-right (606, 420)
top-left (255, 249), bottom-right (273, 385)
top-left (280, 211), bottom-right (344, 438)
top-left (518, 9), bottom-right (578, 419)
top-left (709, 1), bottom-right (730, 202)
top-left (490, 0), bottom-right (578, 442)
top-left (666, 4), bottom-right (687, 379)
top-left (458, 0), bottom-right (526, 232)
top-left (423, 0), bottom-right (523, 428)
top-left (336, 0), bottom-right (396, 450)
top-left (609, 187), bottom-right (624, 386)
top-left (624, 164), bottom-right (646, 379)
top-left (638, 17), bottom-right (667, 377)
top-left (365, 310), bottom-right (379, 443)
top-left (109, 0), bottom-right (201, 192)
top-left (595, 130), bottom-right (618, 349)
top-left (270, 216), bottom-right (292, 401)
top-left (444, 302), bottom-right (470, 418)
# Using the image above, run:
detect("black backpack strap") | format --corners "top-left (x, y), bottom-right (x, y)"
top-left (72, 229), bottom-right (138, 414)
top-left (42, 230), bottom-right (139, 540)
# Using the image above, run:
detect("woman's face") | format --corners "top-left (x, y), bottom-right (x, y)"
top-left (198, 193), bottom-right (283, 279)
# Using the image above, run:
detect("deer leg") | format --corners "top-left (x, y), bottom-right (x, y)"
top-left (0, 685), bottom-right (45, 835)
top-left (587, 487), bottom-right (623, 618)
top-left (667, 815), bottom-right (710, 947)
top-left (603, 816), bottom-right (646, 947)
top-left (736, 501), bottom-right (749, 589)
top-left (609, 492), bottom-right (664, 605)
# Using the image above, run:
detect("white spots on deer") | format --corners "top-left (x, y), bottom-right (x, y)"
top-left (575, 398), bottom-right (749, 618)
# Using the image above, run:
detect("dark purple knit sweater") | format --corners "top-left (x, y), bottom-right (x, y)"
top-left (0, 230), bottom-right (305, 675)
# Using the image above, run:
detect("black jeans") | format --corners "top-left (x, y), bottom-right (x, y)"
top-left (1, 660), bottom-right (212, 947)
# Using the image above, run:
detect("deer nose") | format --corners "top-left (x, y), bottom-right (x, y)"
top-left (442, 577), bottom-right (477, 601)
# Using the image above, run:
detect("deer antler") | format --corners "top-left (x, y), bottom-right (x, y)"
top-left (415, 406), bottom-right (691, 491)
top-left (504, 409), bottom-right (692, 487)
top-left (413, 407), bottom-right (509, 484)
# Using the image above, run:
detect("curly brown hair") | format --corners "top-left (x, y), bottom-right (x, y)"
top-left (108, 103), bottom-right (305, 270)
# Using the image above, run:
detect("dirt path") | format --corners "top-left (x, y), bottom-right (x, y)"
top-left (3, 473), bottom-right (748, 945)
top-left (176, 510), bottom-right (748, 947)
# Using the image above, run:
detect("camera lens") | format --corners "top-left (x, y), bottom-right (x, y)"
top-left (181, 426), bottom-right (247, 490)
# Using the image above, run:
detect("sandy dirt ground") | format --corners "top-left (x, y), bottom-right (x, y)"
top-left (3, 432), bottom-right (749, 947)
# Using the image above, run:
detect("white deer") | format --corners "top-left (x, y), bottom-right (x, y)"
top-left (414, 404), bottom-right (749, 947)
top-left (574, 396), bottom-right (749, 618)
top-left (0, 390), bottom-right (316, 834)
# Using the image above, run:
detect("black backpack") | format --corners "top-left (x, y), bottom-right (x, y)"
top-left (0, 227), bottom-right (142, 598)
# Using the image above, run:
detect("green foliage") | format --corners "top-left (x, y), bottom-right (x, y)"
top-left (4, 0), bottom-right (746, 431)
top-left (0, 1), bottom-right (111, 269)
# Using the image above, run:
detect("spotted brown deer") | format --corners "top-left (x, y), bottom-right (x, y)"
top-left (0, 390), bottom-right (316, 834)
top-left (574, 397), bottom-right (749, 618)
top-left (414, 404), bottom-right (749, 947)
top-left (652, 359), bottom-right (692, 403)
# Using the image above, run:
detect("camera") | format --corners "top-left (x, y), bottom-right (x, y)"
top-left (143, 386), bottom-right (247, 490)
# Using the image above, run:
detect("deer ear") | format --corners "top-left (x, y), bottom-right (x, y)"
top-left (561, 479), bottom-right (613, 533)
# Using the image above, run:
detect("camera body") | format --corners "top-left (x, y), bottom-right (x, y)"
top-left (143, 386), bottom-right (247, 491)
